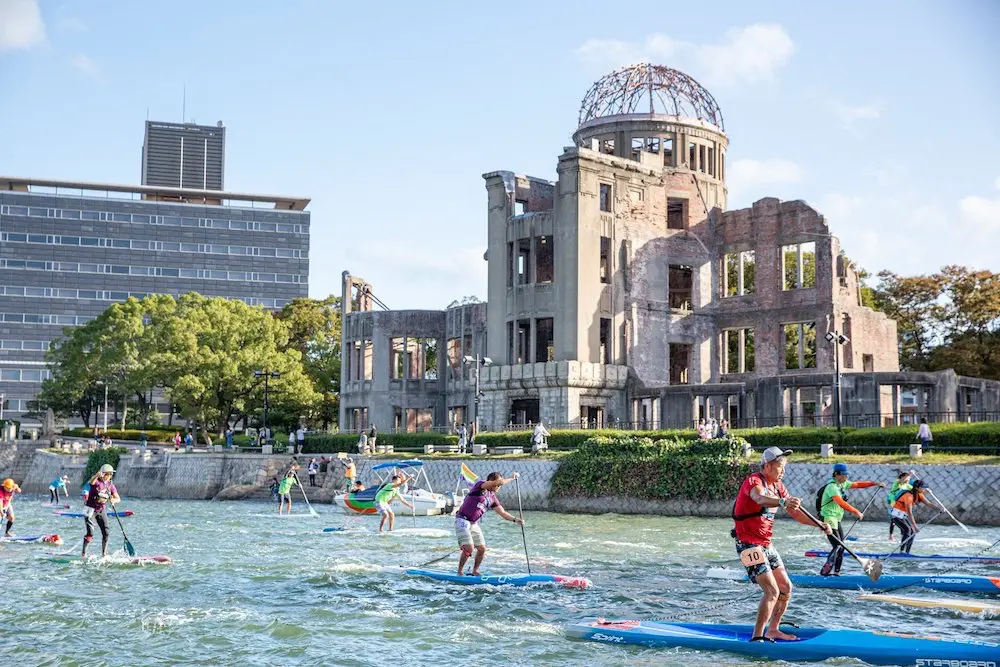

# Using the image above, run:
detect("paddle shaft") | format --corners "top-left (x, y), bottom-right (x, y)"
top-left (514, 476), bottom-right (530, 575)
top-left (926, 489), bottom-right (968, 532)
top-left (801, 508), bottom-right (868, 565)
top-left (295, 475), bottom-right (319, 516)
top-left (842, 488), bottom-right (885, 540)
top-left (108, 499), bottom-right (135, 556)
top-left (879, 509), bottom-right (943, 562)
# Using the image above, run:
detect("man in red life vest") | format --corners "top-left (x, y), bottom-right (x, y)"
top-left (731, 447), bottom-right (831, 642)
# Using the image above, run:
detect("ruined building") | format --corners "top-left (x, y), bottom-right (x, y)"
top-left (340, 64), bottom-right (998, 433)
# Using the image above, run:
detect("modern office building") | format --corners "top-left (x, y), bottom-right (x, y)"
top-left (0, 176), bottom-right (310, 424)
top-left (142, 120), bottom-right (226, 190)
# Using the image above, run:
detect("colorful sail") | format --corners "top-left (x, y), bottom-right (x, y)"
top-left (460, 463), bottom-right (478, 488)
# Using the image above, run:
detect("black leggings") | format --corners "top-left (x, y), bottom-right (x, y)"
top-left (83, 511), bottom-right (110, 555)
top-left (824, 524), bottom-right (846, 573)
top-left (892, 516), bottom-right (915, 553)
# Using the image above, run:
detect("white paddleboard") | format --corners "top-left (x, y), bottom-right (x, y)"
top-left (859, 593), bottom-right (1000, 614)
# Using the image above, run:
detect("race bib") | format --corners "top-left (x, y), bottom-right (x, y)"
top-left (739, 545), bottom-right (767, 568)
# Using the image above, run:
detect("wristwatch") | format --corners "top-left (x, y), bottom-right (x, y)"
top-left (778, 497), bottom-right (786, 508)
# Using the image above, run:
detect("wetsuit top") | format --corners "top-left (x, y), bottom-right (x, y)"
top-left (84, 479), bottom-right (117, 513)
top-left (820, 479), bottom-right (877, 528)
top-left (277, 476), bottom-right (295, 495)
top-left (893, 489), bottom-right (925, 513)
top-left (0, 487), bottom-right (17, 509)
top-left (374, 482), bottom-right (401, 505)
top-left (50, 478), bottom-right (67, 490)
top-left (887, 481), bottom-right (912, 505)
top-left (732, 472), bottom-right (788, 547)
top-left (455, 480), bottom-right (497, 524)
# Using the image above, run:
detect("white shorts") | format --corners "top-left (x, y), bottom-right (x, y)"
top-left (376, 501), bottom-right (392, 514)
top-left (890, 508), bottom-right (908, 520)
top-left (455, 517), bottom-right (485, 548)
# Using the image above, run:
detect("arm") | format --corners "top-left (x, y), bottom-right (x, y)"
top-left (833, 495), bottom-right (862, 517)
top-left (491, 503), bottom-right (524, 525)
top-left (749, 483), bottom-right (829, 533)
top-left (481, 472), bottom-right (520, 492)
top-left (848, 480), bottom-right (884, 490)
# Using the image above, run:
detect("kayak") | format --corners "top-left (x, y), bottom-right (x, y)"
top-left (45, 554), bottom-right (172, 565)
top-left (805, 549), bottom-right (1000, 564)
top-left (859, 593), bottom-right (1000, 614)
top-left (0, 534), bottom-right (62, 545)
top-left (389, 567), bottom-right (592, 589)
top-left (565, 619), bottom-right (1000, 665)
top-left (706, 568), bottom-right (1000, 594)
top-left (55, 510), bottom-right (134, 518)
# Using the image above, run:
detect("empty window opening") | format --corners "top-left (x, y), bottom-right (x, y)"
top-left (645, 137), bottom-right (660, 153)
top-left (669, 265), bottom-right (693, 310)
top-left (516, 238), bottom-right (531, 285)
top-left (506, 321), bottom-right (514, 365)
top-left (510, 398), bottom-right (540, 426)
top-left (514, 199), bottom-right (527, 216)
top-left (862, 353), bottom-right (874, 372)
top-left (600, 138), bottom-right (615, 155)
top-left (600, 317), bottom-right (612, 364)
top-left (667, 198), bottom-right (687, 230)
top-left (535, 317), bottom-right (554, 363)
top-left (600, 236), bottom-right (611, 283)
top-left (669, 343), bottom-right (691, 384)
top-left (688, 142), bottom-right (697, 169)
top-left (350, 340), bottom-right (373, 381)
top-left (723, 328), bottom-right (755, 374)
top-left (708, 147), bottom-right (716, 177)
top-left (620, 320), bottom-right (629, 366)
top-left (599, 183), bottom-right (612, 212)
top-left (535, 235), bottom-right (553, 283)
top-left (699, 145), bottom-right (707, 173)
top-left (783, 322), bottom-right (817, 370)
top-left (448, 338), bottom-right (462, 379)
top-left (782, 241), bottom-right (817, 290)
top-left (516, 319), bottom-right (530, 364)
top-left (404, 408), bottom-right (434, 432)
top-left (721, 152), bottom-right (725, 180)
top-left (582, 406), bottom-right (604, 429)
top-left (841, 314), bottom-right (854, 369)
top-left (631, 137), bottom-right (644, 160)
top-left (391, 337), bottom-right (406, 379)
top-left (723, 250), bottom-right (756, 297)
top-left (663, 137), bottom-right (674, 166)
top-left (507, 242), bottom-right (514, 287)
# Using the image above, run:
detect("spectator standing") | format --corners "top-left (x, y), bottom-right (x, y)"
top-left (917, 418), bottom-right (933, 453)
top-left (307, 458), bottom-right (319, 487)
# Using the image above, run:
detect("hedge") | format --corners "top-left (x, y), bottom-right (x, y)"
top-left (82, 447), bottom-right (128, 483)
top-left (473, 428), bottom-right (699, 450)
top-left (550, 436), bottom-right (752, 501)
top-left (301, 432), bottom-right (458, 454)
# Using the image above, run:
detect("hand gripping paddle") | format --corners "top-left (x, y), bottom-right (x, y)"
top-left (108, 498), bottom-right (135, 557)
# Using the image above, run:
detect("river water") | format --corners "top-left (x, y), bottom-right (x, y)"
top-left (2, 495), bottom-right (997, 666)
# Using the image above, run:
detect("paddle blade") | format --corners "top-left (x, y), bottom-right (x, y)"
top-left (124, 538), bottom-right (136, 557)
top-left (862, 558), bottom-right (883, 581)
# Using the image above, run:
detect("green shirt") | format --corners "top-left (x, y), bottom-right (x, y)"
top-left (277, 476), bottom-right (295, 495)
top-left (375, 482), bottom-right (400, 505)
top-left (888, 481), bottom-right (912, 505)
top-left (819, 479), bottom-right (857, 528)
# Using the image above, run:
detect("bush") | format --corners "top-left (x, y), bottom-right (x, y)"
top-left (301, 432), bottom-right (458, 454)
top-left (731, 422), bottom-right (1000, 455)
top-left (551, 436), bottom-right (751, 501)
top-left (475, 428), bottom-right (699, 450)
top-left (61, 427), bottom-right (223, 446)
top-left (82, 447), bottom-right (128, 483)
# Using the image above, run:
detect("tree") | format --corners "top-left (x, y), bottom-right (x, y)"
top-left (277, 296), bottom-right (341, 430)
top-left (929, 266), bottom-right (1000, 379)
top-left (872, 271), bottom-right (945, 371)
top-left (36, 320), bottom-right (104, 426)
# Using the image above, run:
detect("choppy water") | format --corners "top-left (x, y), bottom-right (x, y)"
top-left (2, 495), bottom-right (997, 666)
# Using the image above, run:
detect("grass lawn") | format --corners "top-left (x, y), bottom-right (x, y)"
top-left (777, 452), bottom-right (1000, 466)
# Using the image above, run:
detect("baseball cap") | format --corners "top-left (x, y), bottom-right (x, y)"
top-left (761, 447), bottom-right (792, 464)
top-left (99, 464), bottom-right (115, 473)
top-left (833, 463), bottom-right (849, 475)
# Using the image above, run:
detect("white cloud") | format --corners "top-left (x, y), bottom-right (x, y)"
top-left (575, 24), bottom-right (794, 87)
top-left (831, 101), bottom-right (881, 126)
top-left (816, 192), bottom-right (862, 224)
top-left (0, 0), bottom-right (46, 51)
top-left (958, 178), bottom-right (1000, 231)
top-left (69, 53), bottom-right (105, 82)
top-left (353, 244), bottom-right (488, 308)
top-left (727, 158), bottom-right (803, 192)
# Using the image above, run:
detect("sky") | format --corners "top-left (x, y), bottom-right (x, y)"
top-left (0, 0), bottom-right (998, 309)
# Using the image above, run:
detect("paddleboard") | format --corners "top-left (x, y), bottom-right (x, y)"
top-left (55, 510), bottom-right (134, 518)
top-left (389, 567), bottom-right (592, 589)
top-left (804, 549), bottom-right (1000, 564)
top-left (0, 534), bottom-right (63, 545)
top-left (40, 502), bottom-right (71, 509)
top-left (45, 553), bottom-right (172, 565)
top-left (378, 528), bottom-right (451, 538)
top-left (249, 513), bottom-right (317, 519)
top-left (566, 619), bottom-right (1000, 665)
top-left (859, 593), bottom-right (1000, 614)
top-left (706, 568), bottom-right (1000, 594)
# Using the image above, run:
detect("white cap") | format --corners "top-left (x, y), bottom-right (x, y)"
top-left (761, 447), bottom-right (792, 465)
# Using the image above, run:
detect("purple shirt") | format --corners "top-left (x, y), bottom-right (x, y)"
top-left (85, 479), bottom-right (118, 513)
top-left (456, 480), bottom-right (497, 523)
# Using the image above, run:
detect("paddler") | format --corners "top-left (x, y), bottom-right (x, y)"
top-left (1, 478), bottom-right (22, 537)
top-left (454, 472), bottom-right (524, 577)
top-left (890, 478), bottom-right (943, 554)
top-left (886, 471), bottom-right (912, 542)
top-left (375, 473), bottom-right (414, 533)
top-left (817, 463), bottom-right (884, 576)
top-left (49, 475), bottom-right (71, 503)
top-left (731, 447), bottom-right (831, 642)
top-left (82, 464), bottom-right (121, 558)
top-left (276, 470), bottom-right (296, 515)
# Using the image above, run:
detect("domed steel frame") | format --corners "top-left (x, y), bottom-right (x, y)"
top-left (578, 63), bottom-right (724, 131)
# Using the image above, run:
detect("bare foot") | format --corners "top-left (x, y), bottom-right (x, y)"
top-left (765, 629), bottom-right (798, 641)
top-left (470, 570), bottom-right (481, 576)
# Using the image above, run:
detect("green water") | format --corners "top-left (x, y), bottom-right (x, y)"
top-left (2, 496), bottom-right (997, 666)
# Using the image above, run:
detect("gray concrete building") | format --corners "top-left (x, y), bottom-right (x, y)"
top-left (339, 63), bottom-right (1000, 433)
top-left (0, 176), bottom-right (310, 424)
top-left (142, 120), bottom-right (226, 190)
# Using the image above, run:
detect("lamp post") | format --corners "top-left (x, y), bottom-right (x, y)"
top-left (462, 354), bottom-right (492, 439)
top-left (254, 370), bottom-right (281, 443)
top-left (825, 331), bottom-right (850, 435)
top-left (95, 380), bottom-right (109, 432)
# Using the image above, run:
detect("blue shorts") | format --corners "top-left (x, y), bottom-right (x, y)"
top-left (735, 538), bottom-right (784, 583)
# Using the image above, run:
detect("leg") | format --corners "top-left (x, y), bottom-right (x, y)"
top-left (457, 544), bottom-right (472, 576)
top-left (470, 523), bottom-right (487, 575)
top-left (455, 518), bottom-right (474, 575)
top-left (4, 508), bottom-right (13, 536)
top-left (833, 525), bottom-right (845, 574)
top-left (387, 510), bottom-right (395, 532)
top-left (821, 529), bottom-right (841, 576)
top-left (765, 568), bottom-right (796, 640)
top-left (96, 513), bottom-right (110, 557)
top-left (82, 514), bottom-right (95, 556)
top-left (751, 570), bottom-right (780, 640)
top-left (471, 545), bottom-right (486, 575)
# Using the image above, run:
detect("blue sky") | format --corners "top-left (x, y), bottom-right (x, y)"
top-left (1, 0), bottom-right (998, 309)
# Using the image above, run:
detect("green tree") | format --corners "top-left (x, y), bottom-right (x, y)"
top-left (929, 266), bottom-right (1000, 379)
top-left (872, 270), bottom-right (945, 371)
top-left (278, 296), bottom-right (341, 430)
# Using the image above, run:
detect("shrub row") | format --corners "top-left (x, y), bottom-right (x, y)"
top-left (550, 436), bottom-right (752, 501)
top-left (474, 428), bottom-right (698, 450)
top-left (300, 432), bottom-right (458, 454)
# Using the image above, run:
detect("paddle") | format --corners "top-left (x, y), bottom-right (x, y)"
top-left (925, 489), bottom-right (969, 533)
top-left (514, 475), bottom-right (531, 575)
top-left (416, 551), bottom-right (454, 569)
top-left (879, 509), bottom-right (943, 562)
top-left (294, 475), bottom-right (320, 517)
top-left (108, 498), bottom-right (135, 557)
top-left (842, 487), bottom-right (885, 541)
top-left (801, 508), bottom-right (882, 581)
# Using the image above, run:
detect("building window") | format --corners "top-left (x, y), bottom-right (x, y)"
top-left (842, 314), bottom-right (854, 369)
top-left (723, 328), bottom-right (755, 374)
top-left (723, 250), bottom-right (756, 297)
top-left (514, 199), bottom-right (527, 216)
top-left (391, 338), bottom-right (406, 379)
top-left (600, 318), bottom-right (612, 364)
top-left (600, 236), bottom-right (611, 284)
top-left (516, 319), bottom-right (530, 364)
top-left (782, 242), bottom-right (817, 290)
top-left (669, 343), bottom-right (690, 384)
top-left (507, 242), bottom-right (514, 288)
top-left (535, 236), bottom-right (553, 283)
top-left (599, 183), bottom-right (612, 212)
top-left (783, 322), bottom-right (817, 369)
top-left (862, 353), bottom-right (874, 372)
top-left (667, 198), bottom-right (687, 230)
top-left (516, 238), bottom-right (531, 285)
top-left (535, 317), bottom-right (554, 363)
top-left (669, 265), bottom-right (693, 310)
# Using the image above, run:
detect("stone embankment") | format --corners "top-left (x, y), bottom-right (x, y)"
top-left (3, 447), bottom-right (999, 525)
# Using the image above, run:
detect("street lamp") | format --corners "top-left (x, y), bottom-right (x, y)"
top-left (254, 370), bottom-right (281, 443)
top-left (825, 331), bottom-right (850, 435)
top-left (462, 355), bottom-right (492, 438)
